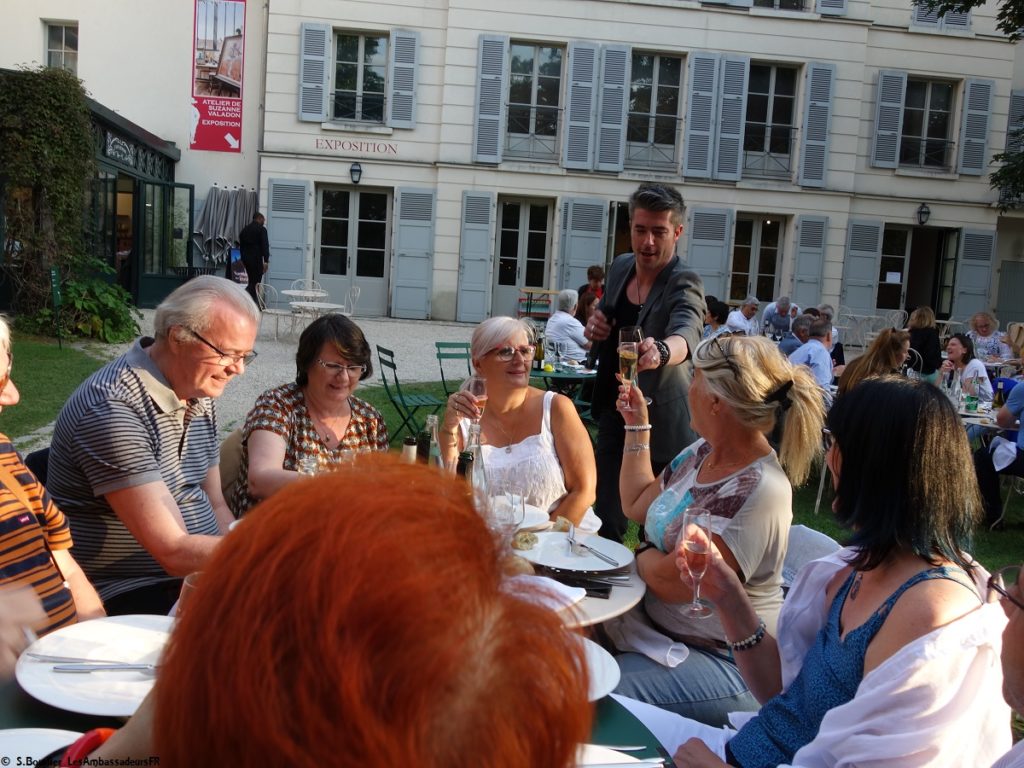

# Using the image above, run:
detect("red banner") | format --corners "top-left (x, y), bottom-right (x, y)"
top-left (190, 0), bottom-right (246, 153)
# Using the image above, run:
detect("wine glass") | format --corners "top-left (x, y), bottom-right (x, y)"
top-left (618, 326), bottom-right (643, 412)
top-left (493, 491), bottom-right (526, 543)
top-left (681, 508), bottom-right (714, 619)
top-left (466, 376), bottom-right (487, 421)
top-left (175, 571), bottom-right (201, 618)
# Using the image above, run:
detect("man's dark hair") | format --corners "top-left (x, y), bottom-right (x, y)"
top-left (586, 265), bottom-right (605, 281)
top-left (709, 300), bottom-right (729, 325)
top-left (808, 318), bottom-right (831, 339)
top-left (253, 213), bottom-right (265, 222)
top-left (628, 183), bottom-right (685, 227)
top-left (791, 314), bottom-right (814, 337)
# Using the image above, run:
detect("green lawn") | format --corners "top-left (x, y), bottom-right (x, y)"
top-left (4, 333), bottom-right (105, 441)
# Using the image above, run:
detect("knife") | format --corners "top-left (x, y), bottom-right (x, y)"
top-left (576, 540), bottom-right (620, 568)
top-left (53, 663), bottom-right (157, 673)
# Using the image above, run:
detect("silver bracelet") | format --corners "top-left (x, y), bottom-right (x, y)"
top-left (727, 618), bottom-right (767, 653)
top-left (624, 424), bottom-right (652, 432)
top-left (624, 443), bottom-right (650, 454)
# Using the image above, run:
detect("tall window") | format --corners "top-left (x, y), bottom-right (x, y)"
top-left (899, 79), bottom-right (954, 169)
top-left (626, 53), bottom-right (683, 170)
top-left (743, 64), bottom-right (797, 178)
top-left (506, 43), bottom-right (562, 161)
top-left (730, 217), bottom-right (782, 302)
top-left (319, 190), bottom-right (389, 278)
top-left (333, 33), bottom-right (388, 123)
top-left (47, 23), bottom-right (78, 74)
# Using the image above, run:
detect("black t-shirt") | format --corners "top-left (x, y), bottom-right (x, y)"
top-left (591, 293), bottom-right (642, 417)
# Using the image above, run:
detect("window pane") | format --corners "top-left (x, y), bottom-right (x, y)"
top-left (905, 80), bottom-right (926, 109)
top-left (747, 94), bottom-right (769, 123)
top-left (654, 116), bottom-right (677, 145)
top-left (538, 47), bottom-right (562, 77)
top-left (660, 57), bottom-right (682, 87)
top-left (772, 95), bottom-right (794, 127)
top-left (321, 219), bottom-right (348, 248)
top-left (528, 204), bottom-right (548, 231)
top-left (48, 25), bottom-right (63, 48)
top-left (525, 258), bottom-right (546, 286)
top-left (363, 66), bottom-right (386, 95)
top-left (323, 190), bottom-right (349, 218)
top-left (756, 275), bottom-right (776, 300)
top-left (65, 27), bottom-right (78, 52)
top-left (507, 106), bottom-right (531, 133)
top-left (902, 108), bottom-right (924, 137)
top-left (47, 51), bottom-right (62, 69)
top-left (64, 52), bottom-right (77, 74)
top-left (334, 93), bottom-right (357, 120)
top-left (357, 221), bottom-right (386, 249)
top-left (362, 94), bottom-right (384, 122)
top-left (775, 68), bottom-right (797, 96)
top-left (931, 83), bottom-right (952, 111)
top-left (336, 63), bottom-right (358, 90)
top-left (510, 45), bottom-right (534, 75)
top-left (337, 35), bottom-right (358, 62)
top-left (627, 115), bottom-right (648, 142)
top-left (732, 246), bottom-right (751, 273)
top-left (735, 220), bottom-right (754, 246)
top-left (359, 193), bottom-right (388, 220)
top-left (762, 221), bottom-right (780, 248)
top-left (927, 111), bottom-right (949, 139)
top-left (320, 247), bottom-right (347, 275)
top-left (536, 76), bottom-right (560, 107)
top-left (632, 54), bottom-right (654, 83)
top-left (364, 37), bottom-right (387, 66)
top-left (656, 87), bottom-right (679, 117)
top-left (748, 65), bottom-right (771, 94)
top-left (357, 249), bottom-right (385, 278)
top-left (882, 228), bottom-right (908, 256)
top-left (630, 83), bottom-right (652, 114)
top-left (535, 108), bottom-right (558, 136)
top-left (899, 137), bottom-right (921, 164)
top-left (729, 274), bottom-right (748, 302)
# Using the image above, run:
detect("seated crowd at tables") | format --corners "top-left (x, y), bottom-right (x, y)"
top-left (0, 183), bottom-right (1021, 765)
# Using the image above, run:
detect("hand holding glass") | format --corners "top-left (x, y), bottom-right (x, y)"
top-left (618, 327), bottom-right (642, 412)
top-left (681, 509), bottom-right (714, 619)
top-left (466, 376), bottom-right (487, 421)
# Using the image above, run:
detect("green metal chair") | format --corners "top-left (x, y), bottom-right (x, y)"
top-left (435, 341), bottom-right (473, 396)
top-left (376, 345), bottom-right (445, 442)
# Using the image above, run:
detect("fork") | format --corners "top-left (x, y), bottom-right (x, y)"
top-left (568, 524), bottom-right (620, 567)
top-left (26, 652), bottom-right (139, 665)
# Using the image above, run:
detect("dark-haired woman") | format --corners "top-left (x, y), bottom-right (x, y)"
top-left (653, 377), bottom-right (1008, 767)
top-left (941, 332), bottom-right (993, 404)
top-left (231, 315), bottom-right (388, 515)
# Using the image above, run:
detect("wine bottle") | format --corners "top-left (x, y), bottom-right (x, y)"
top-left (994, 380), bottom-right (1006, 409)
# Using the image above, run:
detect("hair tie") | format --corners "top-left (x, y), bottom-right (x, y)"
top-left (764, 380), bottom-right (794, 411)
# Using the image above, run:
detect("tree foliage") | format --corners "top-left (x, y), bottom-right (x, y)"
top-left (0, 66), bottom-right (139, 342)
top-left (919, 0), bottom-right (1024, 40)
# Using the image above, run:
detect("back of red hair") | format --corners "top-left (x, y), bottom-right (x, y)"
top-left (154, 455), bottom-right (591, 767)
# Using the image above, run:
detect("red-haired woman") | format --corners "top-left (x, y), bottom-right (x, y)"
top-left (60, 457), bottom-right (592, 767)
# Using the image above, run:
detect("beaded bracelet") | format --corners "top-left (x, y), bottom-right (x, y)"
top-left (727, 618), bottom-right (767, 653)
top-left (624, 424), bottom-right (652, 432)
top-left (624, 443), bottom-right (650, 453)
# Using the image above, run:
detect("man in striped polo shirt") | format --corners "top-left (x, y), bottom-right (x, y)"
top-left (48, 276), bottom-right (259, 615)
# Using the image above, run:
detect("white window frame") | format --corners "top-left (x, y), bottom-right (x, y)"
top-left (331, 31), bottom-right (389, 124)
top-left (625, 52), bottom-right (684, 171)
top-left (743, 63), bottom-right (798, 179)
top-left (899, 78), bottom-right (956, 170)
top-left (505, 42), bottom-right (564, 162)
top-left (729, 216), bottom-right (784, 303)
top-left (46, 22), bottom-right (78, 74)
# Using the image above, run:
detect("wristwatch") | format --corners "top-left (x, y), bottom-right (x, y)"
top-left (653, 339), bottom-right (670, 368)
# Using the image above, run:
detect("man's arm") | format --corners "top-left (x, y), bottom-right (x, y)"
top-left (260, 225), bottom-right (270, 267)
top-left (201, 465), bottom-right (234, 533)
top-left (104, 482), bottom-right (222, 577)
top-left (51, 548), bottom-right (105, 620)
top-left (637, 268), bottom-right (703, 373)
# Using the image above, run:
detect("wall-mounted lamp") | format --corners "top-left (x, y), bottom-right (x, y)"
top-left (916, 202), bottom-right (931, 226)
top-left (350, 162), bottom-right (363, 185)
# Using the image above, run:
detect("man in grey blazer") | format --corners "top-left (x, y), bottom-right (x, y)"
top-left (584, 183), bottom-right (705, 541)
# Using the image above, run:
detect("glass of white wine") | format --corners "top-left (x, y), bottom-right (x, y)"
top-left (618, 326), bottom-right (642, 412)
top-left (681, 508), bottom-right (714, 619)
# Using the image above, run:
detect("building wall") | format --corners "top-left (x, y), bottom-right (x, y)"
top-left (0, 1), bottom-right (263, 199)
top-left (262, 0), bottom-right (1013, 321)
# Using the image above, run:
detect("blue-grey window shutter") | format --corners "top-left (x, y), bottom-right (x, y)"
top-left (942, 9), bottom-right (971, 29)
top-left (799, 62), bottom-right (835, 188)
top-left (871, 70), bottom-right (907, 169)
top-left (793, 216), bottom-right (829, 309)
top-left (473, 35), bottom-right (509, 164)
top-left (563, 42), bottom-right (600, 170)
top-left (683, 53), bottom-right (720, 180)
top-left (1007, 89), bottom-right (1024, 151)
top-left (951, 229), bottom-right (996, 320)
top-left (392, 188), bottom-right (436, 319)
top-left (387, 29), bottom-right (419, 129)
top-left (559, 198), bottom-right (607, 289)
top-left (958, 79), bottom-right (993, 176)
top-left (715, 56), bottom-right (748, 182)
top-left (266, 179), bottom-right (310, 296)
top-left (298, 23), bottom-right (330, 122)
top-left (840, 219), bottom-right (883, 316)
top-left (686, 208), bottom-right (732, 300)
top-left (726, 0), bottom-right (753, 7)
top-left (457, 191), bottom-right (494, 323)
top-left (911, 3), bottom-right (941, 27)
top-left (595, 45), bottom-right (630, 172)
top-left (815, 0), bottom-right (847, 16)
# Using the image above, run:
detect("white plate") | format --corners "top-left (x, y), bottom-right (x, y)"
top-left (582, 636), bottom-right (620, 701)
top-left (518, 531), bottom-right (633, 572)
top-left (17, 614), bottom-right (174, 717)
top-left (519, 503), bottom-right (551, 531)
top-left (576, 744), bottom-right (641, 765)
top-left (0, 728), bottom-right (82, 762)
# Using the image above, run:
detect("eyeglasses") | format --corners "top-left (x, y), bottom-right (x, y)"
top-left (988, 565), bottom-right (1024, 612)
top-left (188, 329), bottom-right (258, 367)
top-left (822, 427), bottom-right (834, 453)
top-left (488, 344), bottom-right (536, 362)
top-left (707, 334), bottom-right (741, 380)
top-left (317, 359), bottom-right (367, 377)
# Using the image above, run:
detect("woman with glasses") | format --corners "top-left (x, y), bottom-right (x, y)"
top-left (661, 377), bottom-right (1008, 767)
top-left (608, 334), bottom-right (824, 726)
top-left (231, 314), bottom-right (388, 515)
top-left (968, 311), bottom-right (1012, 361)
top-left (439, 317), bottom-right (598, 530)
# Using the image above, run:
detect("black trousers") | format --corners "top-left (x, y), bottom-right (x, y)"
top-left (594, 410), bottom-right (667, 542)
top-left (973, 443), bottom-right (1024, 525)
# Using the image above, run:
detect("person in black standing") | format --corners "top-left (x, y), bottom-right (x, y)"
top-left (237, 213), bottom-right (270, 307)
top-left (583, 183), bottom-right (705, 541)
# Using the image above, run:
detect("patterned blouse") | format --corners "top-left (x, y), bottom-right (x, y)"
top-left (231, 382), bottom-right (389, 515)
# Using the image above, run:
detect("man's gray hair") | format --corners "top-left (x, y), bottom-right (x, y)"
top-left (809, 318), bottom-right (832, 339)
top-left (775, 296), bottom-right (791, 311)
top-left (628, 183), bottom-right (686, 227)
top-left (154, 275), bottom-right (259, 339)
top-left (791, 314), bottom-right (814, 336)
top-left (743, 295), bottom-right (759, 308)
top-left (817, 303), bottom-right (835, 320)
top-left (556, 289), bottom-right (578, 313)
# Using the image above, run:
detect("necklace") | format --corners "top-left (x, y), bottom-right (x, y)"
top-left (703, 452), bottom-right (749, 472)
top-left (629, 279), bottom-right (652, 309)
top-left (307, 400), bottom-right (350, 447)
top-left (485, 412), bottom-right (516, 454)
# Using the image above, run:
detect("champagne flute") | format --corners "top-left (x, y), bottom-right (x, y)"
top-left (618, 326), bottom-right (642, 412)
top-left (681, 508), bottom-right (714, 619)
top-left (466, 376), bottom-right (488, 421)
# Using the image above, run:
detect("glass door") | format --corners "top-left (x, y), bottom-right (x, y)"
top-left (729, 217), bottom-right (782, 303)
top-left (876, 227), bottom-right (910, 311)
top-left (492, 199), bottom-right (551, 317)
top-left (137, 182), bottom-right (195, 308)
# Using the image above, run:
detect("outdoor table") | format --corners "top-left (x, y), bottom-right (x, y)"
top-left (518, 288), bottom-right (559, 320)
top-left (589, 695), bottom-right (669, 762)
top-left (290, 300), bottom-right (348, 320)
top-left (562, 561), bottom-right (646, 629)
top-left (530, 367), bottom-right (596, 417)
top-left (281, 288), bottom-right (328, 301)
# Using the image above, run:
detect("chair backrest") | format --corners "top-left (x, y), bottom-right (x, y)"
top-left (289, 278), bottom-right (323, 293)
top-left (346, 285), bottom-right (362, 315)
top-left (1006, 322), bottom-right (1024, 358)
top-left (782, 524), bottom-right (841, 588)
top-left (255, 282), bottom-right (279, 311)
top-left (219, 428), bottom-right (244, 502)
top-left (435, 342), bottom-right (472, 395)
top-left (24, 448), bottom-right (50, 487)
top-left (376, 345), bottom-right (404, 401)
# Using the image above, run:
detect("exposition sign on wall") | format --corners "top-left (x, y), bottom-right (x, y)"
top-left (190, 0), bottom-right (245, 152)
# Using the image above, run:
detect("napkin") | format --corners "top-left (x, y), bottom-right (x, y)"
top-left (504, 575), bottom-right (586, 611)
top-left (602, 607), bottom-right (690, 668)
top-left (990, 436), bottom-right (1018, 472)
